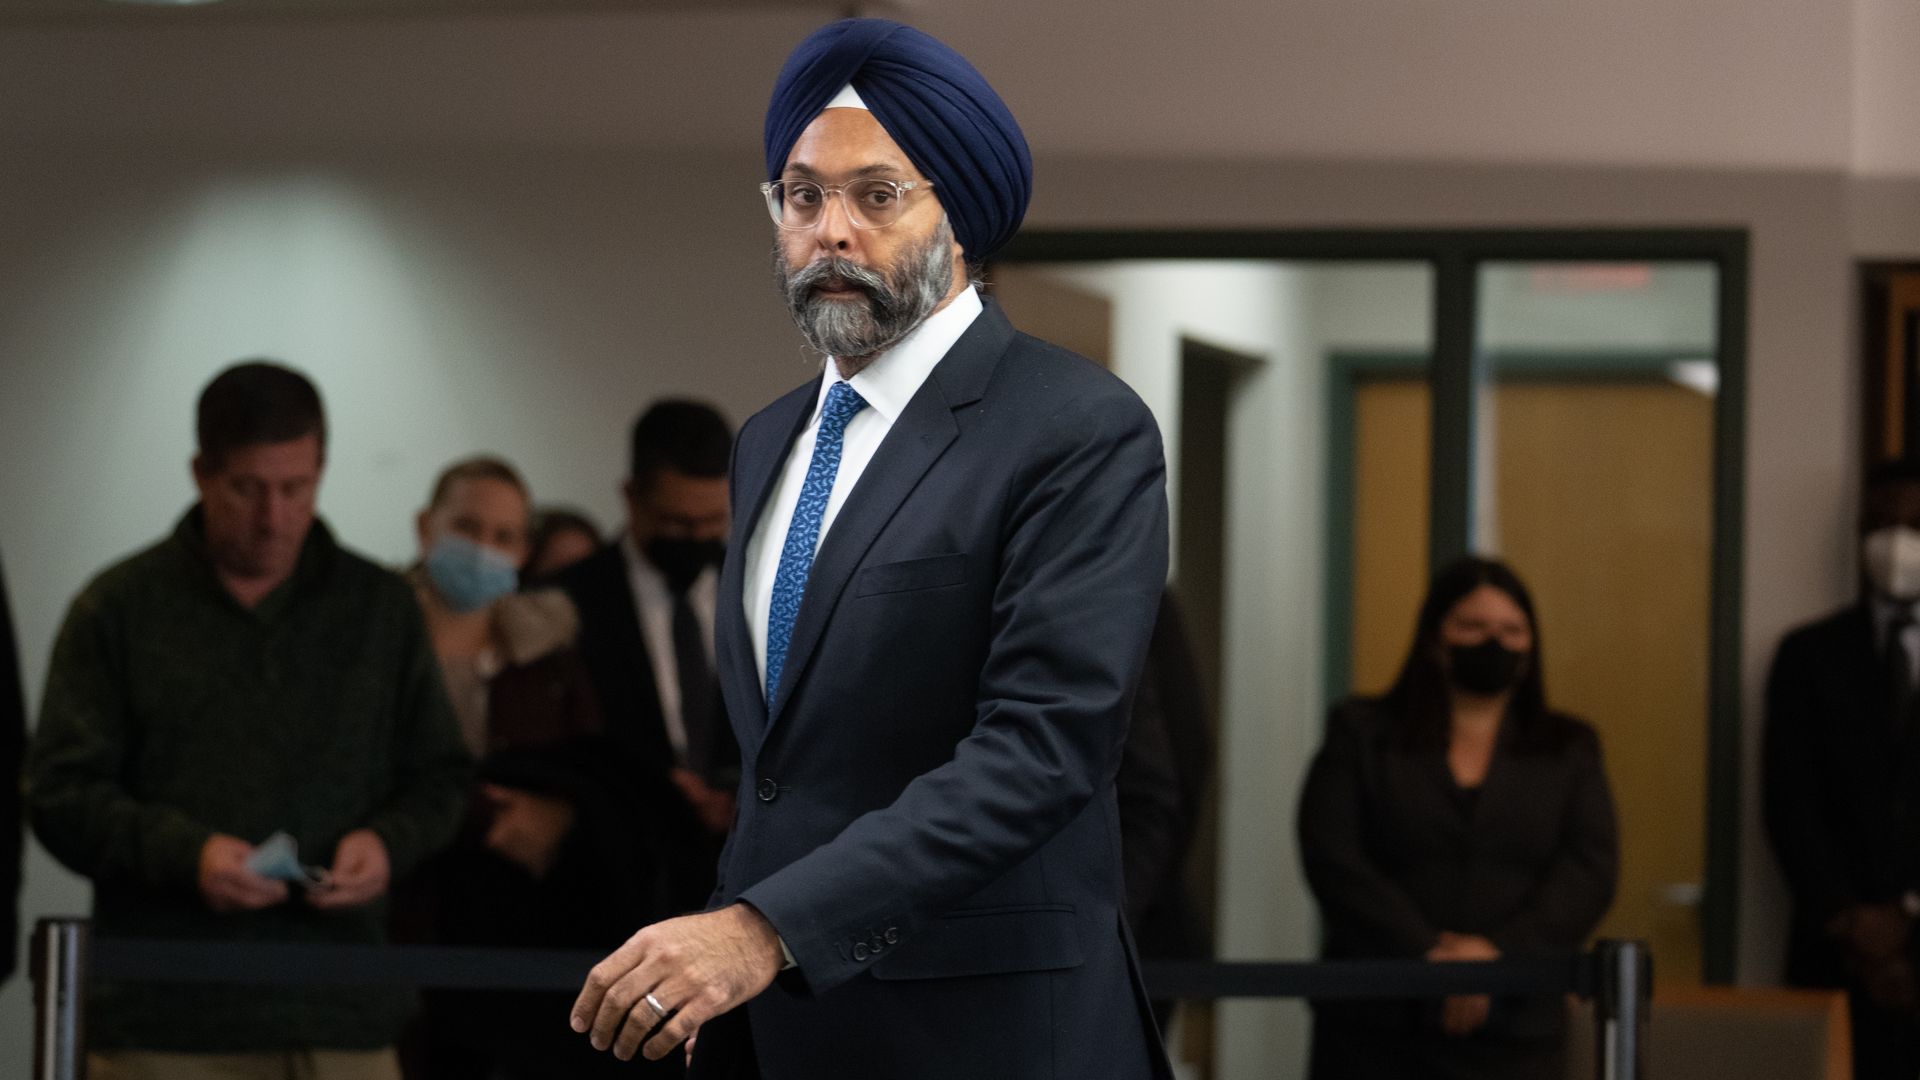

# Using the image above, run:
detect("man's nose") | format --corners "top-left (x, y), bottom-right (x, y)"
top-left (812, 192), bottom-right (858, 253)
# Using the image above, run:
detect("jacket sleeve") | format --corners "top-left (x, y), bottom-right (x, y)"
top-left (1297, 710), bottom-right (1441, 956)
top-left (362, 592), bottom-right (472, 878)
top-left (738, 390), bottom-right (1169, 995)
top-left (26, 589), bottom-right (211, 892)
top-left (1485, 726), bottom-right (1619, 954)
top-left (1762, 629), bottom-right (1854, 923)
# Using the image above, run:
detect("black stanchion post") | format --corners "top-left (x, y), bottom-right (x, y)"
top-left (1593, 939), bottom-right (1652, 1080)
top-left (30, 918), bottom-right (89, 1080)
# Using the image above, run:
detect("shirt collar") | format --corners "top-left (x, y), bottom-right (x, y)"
top-left (814, 286), bottom-right (984, 425)
top-left (1875, 594), bottom-right (1920, 639)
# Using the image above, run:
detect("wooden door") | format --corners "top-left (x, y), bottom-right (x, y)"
top-left (1350, 377), bottom-right (1712, 981)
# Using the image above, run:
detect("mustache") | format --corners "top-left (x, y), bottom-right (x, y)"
top-left (783, 256), bottom-right (894, 309)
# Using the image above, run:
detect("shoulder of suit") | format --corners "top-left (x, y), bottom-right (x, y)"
top-left (548, 543), bottom-right (622, 599)
top-left (988, 331), bottom-right (1155, 431)
top-left (1325, 696), bottom-right (1396, 742)
top-left (1777, 603), bottom-right (1869, 656)
top-left (1539, 710), bottom-right (1604, 757)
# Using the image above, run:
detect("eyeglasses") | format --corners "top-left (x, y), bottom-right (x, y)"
top-left (759, 177), bottom-right (933, 231)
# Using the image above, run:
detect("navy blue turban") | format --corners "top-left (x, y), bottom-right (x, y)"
top-left (764, 18), bottom-right (1033, 262)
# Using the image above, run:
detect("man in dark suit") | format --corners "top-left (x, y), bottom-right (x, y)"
top-left (1120, 591), bottom-right (1216, 1033)
top-left (1767, 460), bottom-right (1920, 1080)
top-left (570, 18), bottom-right (1172, 1079)
top-left (553, 401), bottom-right (740, 917)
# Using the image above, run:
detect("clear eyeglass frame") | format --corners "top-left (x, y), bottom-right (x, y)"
top-left (759, 177), bottom-right (934, 231)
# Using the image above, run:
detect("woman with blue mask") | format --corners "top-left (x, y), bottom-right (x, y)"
top-left (398, 457), bottom-right (656, 1080)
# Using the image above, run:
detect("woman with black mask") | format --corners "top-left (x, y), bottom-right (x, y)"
top-left (1298, 556), bottom-right (1619, 1079)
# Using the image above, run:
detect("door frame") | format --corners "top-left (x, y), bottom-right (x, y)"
top-left (993, 228), bottom-right (1749, 982)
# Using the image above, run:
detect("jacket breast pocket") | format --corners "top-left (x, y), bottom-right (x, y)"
top-left (854, 553), bottom-right (968, 597)
top-left (870, 904), bottom-right (1083, 981)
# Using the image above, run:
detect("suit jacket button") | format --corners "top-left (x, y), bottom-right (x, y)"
top-left (884, 928), bottom-right (900, 944)
top-left (853, 943), bottom-right (871, 961)
top-left (757, 779), bottom-right (779, 803)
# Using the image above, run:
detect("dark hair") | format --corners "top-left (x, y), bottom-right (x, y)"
top-left (528, 506), bottom-right (601, 560)
top-left (425, 455), bottom-right (529, 511)
top-left (1380, 555), bottom-right (1565, 753)
top-left (630, 400), bottom-right (732, 490)
top-left (196, 361), bottom-right (326, 469)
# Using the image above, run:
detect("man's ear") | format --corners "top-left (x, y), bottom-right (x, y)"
top-left (414, 510), bottom-right (434, 556)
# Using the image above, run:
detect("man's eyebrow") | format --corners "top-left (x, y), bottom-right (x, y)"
top-left (780, 162), bottom-right (910, 180)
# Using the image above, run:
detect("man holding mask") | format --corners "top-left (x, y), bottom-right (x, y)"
top-left (27, 361), bottom-right (470, 1080)
top-left (1768, 460), bottom-right (1920, 1079)
top-left (571, 19), bottom-right (1172, 1079)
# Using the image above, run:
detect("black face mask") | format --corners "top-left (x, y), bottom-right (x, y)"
top-left (1446, 639), bottom-right (1527, 696)
top-left (646, 537), bottom-right (725, 592)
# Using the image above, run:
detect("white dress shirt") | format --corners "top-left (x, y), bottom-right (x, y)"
top-left (622, 531), bottom-right (717, 762)
top-left (1874, 594), bottom-right (1920, 687)
top-left (744, 287), bottom-right (985, 688)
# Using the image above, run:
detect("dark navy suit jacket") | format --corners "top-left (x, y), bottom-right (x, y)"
top-left (694, 300), bottom-right (1174, 1080)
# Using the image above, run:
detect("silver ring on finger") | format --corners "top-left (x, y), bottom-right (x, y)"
top-left (644, 992), bottom-right (670, 1021)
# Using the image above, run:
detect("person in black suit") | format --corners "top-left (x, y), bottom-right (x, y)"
top-left (1766, 460), bottom-right (1920, 1080)
top-left (551, 402), bottom-right (740, 918)
top-left (1121, 591), bottom-right (1216, 1032)
top-left (1, 550), bottom-right (25, 983)
top-left (569, 18), bottom-right (1172, 1079)
top-left (1299, 556), bottom-right (1618, 1080)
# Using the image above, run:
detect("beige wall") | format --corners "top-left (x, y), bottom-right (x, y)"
top-left (0, 0), bottom-right (1907, 173)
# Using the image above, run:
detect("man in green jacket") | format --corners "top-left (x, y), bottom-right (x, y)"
top-left (27, 361), bottom-right (472, 1080)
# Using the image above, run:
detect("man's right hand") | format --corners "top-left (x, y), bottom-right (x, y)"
top-left (197, 834), bottom-right (290, 912)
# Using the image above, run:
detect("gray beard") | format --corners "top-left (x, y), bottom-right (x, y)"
top-left (774, 220), bottom-right (955, 371)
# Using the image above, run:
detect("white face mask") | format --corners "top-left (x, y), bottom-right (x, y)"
top-left (1863, 526), bottom-right (1920, 601)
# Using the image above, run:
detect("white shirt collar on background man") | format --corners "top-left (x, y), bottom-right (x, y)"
top-left (620, 529), bottom-right (717, 762)
top-left (744, 285), bottom-right (985, 686)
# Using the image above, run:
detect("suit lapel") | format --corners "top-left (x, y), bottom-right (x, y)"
top-left (765, 301), bottom-right (1015, 729)
top-left (717, 378), bottom-right (819, 740)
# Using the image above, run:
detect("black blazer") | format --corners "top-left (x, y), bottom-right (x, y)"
top-left (552, 544), bottom-right (735, 916)
top-left (1764, 604), bottom-right (1920, 986)
top-left (694, 301), bottom-right (1174, 1080)
top-left (1120, 591), bottom-right (1213, 962)
top-left (1298, 698), bottom-right (1618, 1043)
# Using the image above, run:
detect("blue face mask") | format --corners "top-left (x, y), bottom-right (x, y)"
top-left (425, 533), bottom-right (520, 613)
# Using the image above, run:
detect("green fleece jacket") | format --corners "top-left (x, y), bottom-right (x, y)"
top-left (27, 509), bottom-right (471, 1052)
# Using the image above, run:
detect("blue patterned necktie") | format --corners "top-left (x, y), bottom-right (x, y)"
top-left (765, 380), bottom-right (869, 700)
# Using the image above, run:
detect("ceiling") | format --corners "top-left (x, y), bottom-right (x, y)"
top-left (0, 0), bottom-right (869, 25)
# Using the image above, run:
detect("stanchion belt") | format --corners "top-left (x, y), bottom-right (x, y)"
top-left (87, 939), bottom-right (1592, 1000)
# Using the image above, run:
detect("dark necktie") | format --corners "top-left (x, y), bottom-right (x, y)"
top-left (671, 581), bottom-right (717, 773)
top-left (1888, 611), bottom-right (1916, 732)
